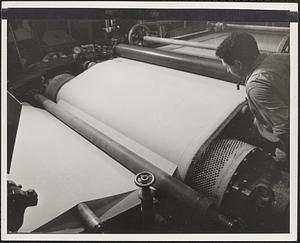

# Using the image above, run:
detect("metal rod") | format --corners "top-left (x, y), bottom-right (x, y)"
top-left (8, 22), bottom-right (25, 70)
top-left (172, 29), bottom-right (211, 40)
top-left (143, 36), bottom-right (217, 50)
top-left (77, 203), bottom-right (101, 232)
top-left (115, 44), bottom-right (236, 84)
top-left (33, 93), bottom-right (233, 227)
top-left (225, 23), bottom-right (289, 33)
top-left (66, 20), bottom-right (73, 37)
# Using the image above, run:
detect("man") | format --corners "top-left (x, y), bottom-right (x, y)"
top-left (216, 31), bottom-right (290, 161)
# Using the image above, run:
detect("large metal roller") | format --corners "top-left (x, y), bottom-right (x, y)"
top-left (143, 36), bottom-right (217, 50)
top-left (114, 44), bottom-right (236, 83)
top-left (33, 93), bottom-right (238, 229)
top-left (208, 22), bottom-right (290, 33)
top-left (224, 23), bottom-right (290, 33)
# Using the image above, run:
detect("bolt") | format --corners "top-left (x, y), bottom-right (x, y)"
top-left (232, 185), bottom-right (240, 191)
top-left (241, 188), bottom-right (252, 197)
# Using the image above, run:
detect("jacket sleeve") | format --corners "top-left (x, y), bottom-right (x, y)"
top-left (246, 73), bottom-right (289, 139)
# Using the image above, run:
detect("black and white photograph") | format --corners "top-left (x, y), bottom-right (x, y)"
top-left (1, 1), bottom-right (298, 241)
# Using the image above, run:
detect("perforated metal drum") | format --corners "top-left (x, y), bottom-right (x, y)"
top-left (186, 139), bottom-right (256, 205)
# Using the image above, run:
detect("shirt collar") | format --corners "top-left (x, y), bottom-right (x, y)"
top-left (245, 53), bottom-right (267, 82)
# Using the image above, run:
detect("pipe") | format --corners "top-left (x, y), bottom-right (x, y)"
top-left (143, 36), bottom-right (217, 50)
top-left (115, 44), bottom-right (236, 84)
top-left (225, 23), bottom-right (289, 33)
top-left (77, 203), bottom-right (101, 232)
top-left (172, 29), bottom-right (211, 40)
top-left (135, 172), bottom-right (155, 231)
top-left (276, 35), bottom-right (290, 53)
top-left (33, 93), bottom-right (234, 228)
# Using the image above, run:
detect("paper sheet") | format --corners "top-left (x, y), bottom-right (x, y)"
top-left (8, 105), bottom-right (138, 232)
top-left (57, 57), bottom-right (246, 179)
top-left (57, 99), bottom-right (177, 176)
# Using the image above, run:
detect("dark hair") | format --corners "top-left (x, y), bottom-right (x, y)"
top-left (216, 31), bottom-right (259, 65)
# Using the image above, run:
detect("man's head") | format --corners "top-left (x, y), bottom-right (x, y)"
top-left (216, 31), bottom-right (260, 79)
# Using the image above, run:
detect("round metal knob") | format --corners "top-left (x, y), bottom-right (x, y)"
top-left (134, 171), bottom-right (155, 188)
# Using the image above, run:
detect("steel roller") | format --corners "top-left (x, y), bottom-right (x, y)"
top-left (207, 22), bottom-right (290, 33)
top-left (225, 23), bottom-right (290, 33)
top-left (143, 36), bottom-right (217, 50)
top-left (114, 44), bottom-right (236, 83)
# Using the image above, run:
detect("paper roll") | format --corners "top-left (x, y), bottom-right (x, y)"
top-left (57, 57), bottom-right (246, 179)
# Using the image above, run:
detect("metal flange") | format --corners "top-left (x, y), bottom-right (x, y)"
top-left (135, 171), bottom-right (155, 188)
top-left (128, 24), bottom-right (151, 45)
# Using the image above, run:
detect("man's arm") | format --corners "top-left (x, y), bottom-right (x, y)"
top-left (246, 79), bottom-right (290, 154)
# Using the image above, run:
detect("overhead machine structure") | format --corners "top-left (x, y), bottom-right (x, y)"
top-left (128, 22), bottom-right (290, 57)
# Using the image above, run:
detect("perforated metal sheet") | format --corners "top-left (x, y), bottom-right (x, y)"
top-left (187, 139), bottom-right (255, 203)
